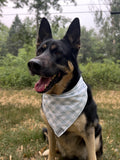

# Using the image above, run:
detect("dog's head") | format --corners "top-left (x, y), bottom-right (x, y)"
top-left (28, 18), bottom-right (81, 94)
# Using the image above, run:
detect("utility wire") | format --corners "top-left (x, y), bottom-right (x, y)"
top-left (2, 10), bottom-right (110, 16)
top-left (111, 11), bottom-right (120, 14)
top-left (2, 3), bottom-right (120, 8)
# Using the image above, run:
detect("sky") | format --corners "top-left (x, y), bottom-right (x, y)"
top-left (0, 0), bottom-right (108, 29)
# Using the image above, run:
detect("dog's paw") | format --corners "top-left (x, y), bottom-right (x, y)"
top-left (42, 149), bottom-right (49, 156)
top-left (39, 149), bottom-right (49, 157)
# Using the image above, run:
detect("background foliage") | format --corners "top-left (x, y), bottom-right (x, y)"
top-left (0, 0), bottom-right (120, 90)
top-left (0, 43), bottom-right (120, 90)
top-left (0, 44), bottom-right (38, 88)
top-left (94, 0), bottom-right (120, 60)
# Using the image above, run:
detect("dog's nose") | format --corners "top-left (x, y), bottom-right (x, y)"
top-left (28, 58), bottom-right (41, 75)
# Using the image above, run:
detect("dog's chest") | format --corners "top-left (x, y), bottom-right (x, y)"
top-left (56, 131), bottom-right (87, 159)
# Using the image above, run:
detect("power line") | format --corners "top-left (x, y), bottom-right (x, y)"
top-left (2, 10), bottom-right (110, 16)
top-left (3, 3), bottom-right (120, 8)
top-left (111, 11), bottom-right (120, 14)
top-left (61, 3), bottom-right (120, 6)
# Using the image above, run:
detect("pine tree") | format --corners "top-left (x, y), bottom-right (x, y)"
top-left (0, 23), bottom-right (9, 56)
top-left (7, 15), bottom-right (25, 56)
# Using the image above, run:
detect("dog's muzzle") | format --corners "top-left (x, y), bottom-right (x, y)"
top-left (28, 58), bottom-right (41, 75)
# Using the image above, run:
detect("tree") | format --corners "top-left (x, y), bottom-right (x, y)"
top-left (22, 17), bottom-right (36, 45)
top-left (6, 15), bottom-right (36, 56)
top-left (0, 0), bottom-right (7, 13)
top-left (94, 0), bottom-right (120, 61)
top-left (6, 15), bottom-right (24, 56)
top-left (12, 0), bottom-right (76, 33)
top-left (51, 15), bottom-right (71, 38)
top-left (0, 0), bottom-right (76, 44)
top-left (0, 23), bottom-right (9, 56)
top-left (0, 0), bottom-right (76, 28)
top-left (79, 27), bottom-right (105, 63)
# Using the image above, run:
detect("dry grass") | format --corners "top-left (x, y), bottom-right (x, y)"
top-left (94, 90), bottom-right (120, 160)
top-left (94, 90), bottom-right (120, 109)
top-left (0, 88), bottom-right (120, 160)
top-left (0, 88), bottom-right (41, 108)
top-left (0, 88), bottom-right (119, 109)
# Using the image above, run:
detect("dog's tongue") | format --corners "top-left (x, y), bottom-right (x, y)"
top-left (35, 77), bottom-right (52, 92)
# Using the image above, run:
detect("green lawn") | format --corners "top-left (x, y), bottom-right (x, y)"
top-left (0, 89), bottom-right (120, 160)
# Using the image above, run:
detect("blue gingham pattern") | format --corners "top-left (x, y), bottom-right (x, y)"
top-left (42, 76), bottom-right (88, 137)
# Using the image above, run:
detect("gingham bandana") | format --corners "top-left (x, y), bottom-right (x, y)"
top-left (42, 76), bottom-right (88, 137)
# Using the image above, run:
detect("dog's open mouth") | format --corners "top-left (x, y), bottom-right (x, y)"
top-left (35, 74), bottom-right (61, 93)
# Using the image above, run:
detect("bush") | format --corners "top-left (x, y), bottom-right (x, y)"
top-left (0, 46), bottom-right (120, 90)
top-left (80, 60), bottom-right (120, 90)
top-left (0, 44), bottom-right (38, 88)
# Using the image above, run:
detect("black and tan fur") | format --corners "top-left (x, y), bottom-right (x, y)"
top-left (28, 18), bottom-right (103, 160)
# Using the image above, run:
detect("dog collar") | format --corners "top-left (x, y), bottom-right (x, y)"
top-left (42, 76), bottom-right (88, 137)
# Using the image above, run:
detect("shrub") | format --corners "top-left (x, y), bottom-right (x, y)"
top-left (80, 60), bottom-right (120, 90)
top-left (0, 44), bottom-right (38, 88)
top-left (0, 46), bottom-right (120, 90)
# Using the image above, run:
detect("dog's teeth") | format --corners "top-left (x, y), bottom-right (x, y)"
top-left (45, 84), bottom-right (47, 89)
top-left (52, 75), bottom-right (56, 79)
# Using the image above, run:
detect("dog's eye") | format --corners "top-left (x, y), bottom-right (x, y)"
top-left (50, 44), bottom-right (58, 54)
top-left (41, 44), bottom-right (47, 52)
top-left (42, 44), bottom-right (47, 49)
top-left (37, 44), bottom-right (47, 56)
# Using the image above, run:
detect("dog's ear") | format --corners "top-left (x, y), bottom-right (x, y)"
top-left (37, 18), bottom-right (52, 48)
top-left (64, 18), bottom-right (80, 50)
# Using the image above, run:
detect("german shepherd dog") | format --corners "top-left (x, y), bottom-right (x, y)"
top-left (28, 18), bottom-right (103, 160)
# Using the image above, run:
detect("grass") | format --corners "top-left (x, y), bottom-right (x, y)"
top-left (0, 88), bottom-right (120, 160)
top-left (0, 89), bottom-right (46, 160)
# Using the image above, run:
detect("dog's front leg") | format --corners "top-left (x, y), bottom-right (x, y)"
top-left (47, 124), bottom-right (56, 160)
top-left (83, 127), bottom-right (97, 160)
